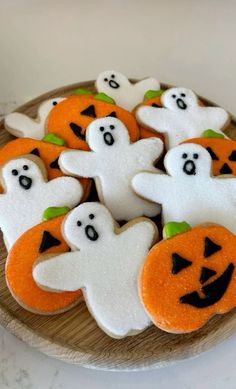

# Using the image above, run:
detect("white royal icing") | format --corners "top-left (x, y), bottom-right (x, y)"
top-left (0, 156), bottom-right (82, 249)
top-left (59, 117), bottom-right (163, 221)
top-left (132, 143), bottom-right (236, 232)
top-left (96, 70), bottom-right (160, 111)
top-left (33, 202), bottom-right (157, 338)
top-left (4, 97), bottom-right (65, 140)
top-left (136, 87), bottom-right (230, 149)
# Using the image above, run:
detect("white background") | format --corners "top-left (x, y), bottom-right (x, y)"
top-left (0, 1), bottom-right (236, 388)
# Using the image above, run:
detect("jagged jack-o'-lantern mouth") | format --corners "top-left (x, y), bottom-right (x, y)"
top-left (180, 262), bottom-right (234, 308)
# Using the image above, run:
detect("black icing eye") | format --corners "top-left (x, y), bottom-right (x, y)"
top-left (111, 74), bottom-right (115, 78)
top-left (104, 78), bottom-right (108, 82)
top-left (172, 94), bottom-right (176, 98)
top-left (181, 93), bottom-right (186, 97)
top-left (99, 126), bottom-right (104, 132)
top-left (52, 101), bottom-right (58, 106)
top-left (182, 153), bottom-right (188, 159)
top-left (23, 165), bottom-right (29, 170)
top-left (193, 154), bottom-right (199, 159)
top-left (89, 213), bottom-right (95, 220)
top-left (110, 125), bottom-right (115, 130)
top-left (12, 169), bottom-right (18, 176)
top-left (77, 221), bottom-right (82, 227)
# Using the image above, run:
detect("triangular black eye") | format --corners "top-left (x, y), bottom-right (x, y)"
top-left (151, 103), bottom-right (161, 108)
top-left (106, 111), bottom-right (117, 118)
top-left (80, 105), bottom-right (96, 118)
top-left (206, 147), bottom-right (219, 161)
top-left (204, 237), bottom-right (222, 258)
top-left (229, 150), bottom-right (236, 161)
top-left (69, 122), bottom-right (85, 140)
top-left (172, 253), bottom-right (192, 274)
top-left (39, 231), bottom-right (61, 253)
top-left (220, 163), bottom-right (232, 174)
top-left (50, 157), bottom-right (60, 170)
top-left (30, 148), bottom-right (40, 157)
top-left (199, 267), bottom-right (217, 284)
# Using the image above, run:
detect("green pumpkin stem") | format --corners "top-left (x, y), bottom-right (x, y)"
top-left (42, 206), bottom-right (70, 221)
top-left (164, 221), bottom-right (191, 239)
top-left (202, 129), bottom-right (225, 139)
top-left (144, 89), bottom-right (164, 100)
top-left (94, 93), bottom-right (115, 104)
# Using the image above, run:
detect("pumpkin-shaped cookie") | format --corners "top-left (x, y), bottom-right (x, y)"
top-left (46, 94), bottom-right (140, 150)
top-left (140, 222), bottom-right (236, 333)
top-left (0, 138), bottom-right (91, 200)
top-left (6, 213), bottom-right (82, 314)
top-left (183, 130), bottom-right (236, 175)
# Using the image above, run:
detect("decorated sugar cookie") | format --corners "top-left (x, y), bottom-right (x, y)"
top-left (33, 202), bottom-right (157, 338)
top-left (5, 98), bottom-right (65, 140)
top-left (96, 71), bottom-right (160, 111)
top-left (6, 214), bottom-right (82, 314)
top-left (0, 138), bottom-right (91, 200)
top-left (140, 222), bottom-right (236, 333)
top-left (59, 117), bottom-right (163, 221)
top-left (46, 94), bottom-right (140, 150)
top-left (132, 143), bottom-right (236, 232)
top-left (183, 130), bottom-right (236, 176)
top-left (136, 87), bottom-right (230, 149)
top-left (0, 155), bottom-right (82, 249)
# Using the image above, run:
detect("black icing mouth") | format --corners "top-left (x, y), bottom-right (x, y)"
top-left (108, 79), bottom-right (120, 89)
top-left (183, 160), bottom-right (196, 175)
top-left (19, 175), bottom-right (32, 190)
top-left (180, 263), bottom-right (234, 308)
top-left (69, 122), bottom-right (86, 140)
top-left (104, 132), bottom-right (114, 146)
top-left (85, 225), bottom-right (99, 241)
top-left (176, 98), bottom-right (187, 110)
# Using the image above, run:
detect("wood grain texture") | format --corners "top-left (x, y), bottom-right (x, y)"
top-left (0, 81), bottom-right (236, 371)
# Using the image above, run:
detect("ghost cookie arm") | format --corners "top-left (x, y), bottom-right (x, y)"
top-left (59, 150), bottom-right (98, 178)
top-left (119, 219), bottom-right (158, 252)
top-left (136, 78), bottom-right (160, 94)
top-left (33, 251), bottom-right (86, 292)
top-left (46, 176), bottom-right (83, 207)
top-left (203, 107), bottom-right (230, 135)
top-left (131, 137), bottom-right (164, 167)
top-left (136, 106), bottom-right (172, 134)
top-left (132, 172), bottom-right (171, 205)
top-left (5, 113), bottom-right (45, 140)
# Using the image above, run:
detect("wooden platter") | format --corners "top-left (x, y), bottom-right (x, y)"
top-left (0, 81), bottom-right (236, 371)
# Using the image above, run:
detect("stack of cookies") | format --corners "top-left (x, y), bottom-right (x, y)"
top-left (2, 70), bottom-right (235, 339)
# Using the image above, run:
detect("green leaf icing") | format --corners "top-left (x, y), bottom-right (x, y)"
top-left (73, 88), bottom-right (93, 96)
top-left (202, 129), bottom-right (225, 139)
top-left (94, 93), bottom-right (115, 104)
top-left (144, 89), bottom-right (164, 100)
top-left (164, 221), bottom-right (191, 239)
top-left (42, 206), bottom-right (70, 221)
top-left (43, 133), bottom-right (65, 146)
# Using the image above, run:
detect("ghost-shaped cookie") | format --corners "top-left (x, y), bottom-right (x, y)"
top-left (136, 87), bottom-right (230, 149)
top-left (33, 202), bottom-right (157, 338)
top-left (96, 70), bottom-right (160, 111)
top-left (132, 143), bottom-right (236, 233)
top-left (5, 97), bottom-right (65, 140)
top-left (0, 155), bottom-right (82, 249)
top-left (59, 117), bottom-right (163, 221)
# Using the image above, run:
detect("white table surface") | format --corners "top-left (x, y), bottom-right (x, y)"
top-left (0, 1), bottom-right (236, 388)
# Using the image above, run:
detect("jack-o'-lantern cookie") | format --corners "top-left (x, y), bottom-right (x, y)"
top-left (0, 138), bottom-right (91, 200)
top-left (46, 94), bottom-right (140, 150)
top-left (140, 222), bottom-right (236, 333)
top-left (136, 87), bottom-right (230, 149)
top-left (33, 202), bottom-right (157, 338)
top-left (6, 213), bottom-right (82, 314)
top-left (5, 94), bottom-right (140, 150)
top-left (183, 130), bottom-right (236, 176)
